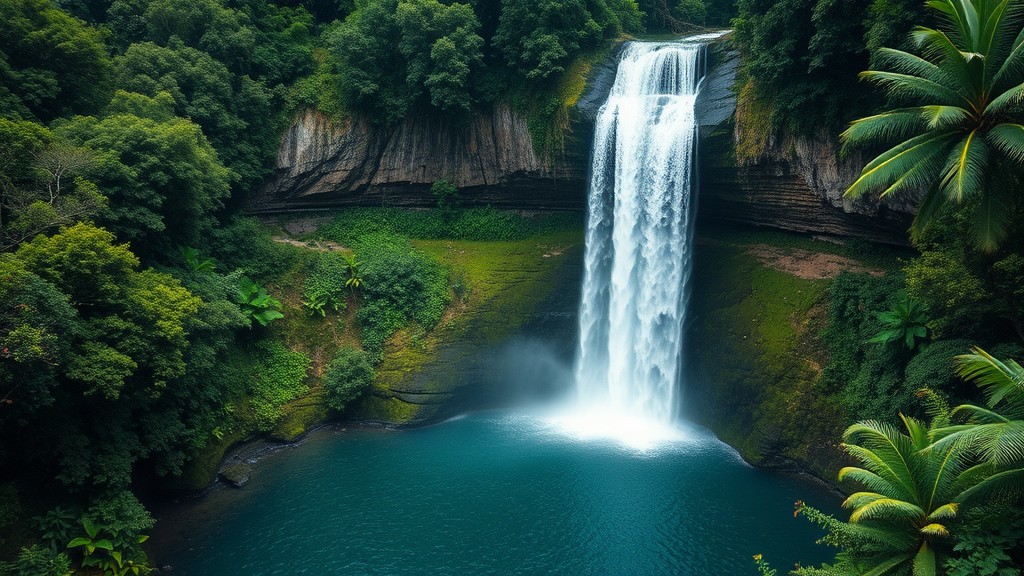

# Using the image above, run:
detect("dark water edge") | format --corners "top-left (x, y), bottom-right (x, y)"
top-left (148, 410), bottom-right (841, 576)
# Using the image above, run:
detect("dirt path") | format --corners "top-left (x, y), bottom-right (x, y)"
top-left (271, 236), bottom-right (349, 252)
top-left (747, 244), bottom-right (884, 280)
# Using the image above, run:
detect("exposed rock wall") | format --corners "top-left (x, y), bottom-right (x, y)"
top-left (695, 45), bottom-right (913, 244)
top-left (251, 104), bottom-right (591, 213)
top-left (253, 37), bottom-right (911, 244)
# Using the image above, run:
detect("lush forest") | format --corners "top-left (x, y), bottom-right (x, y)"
top-left (2, 0), bottom-right (1024, 574)
top-left (0, 0), bottom-right (735, 574)
top-left (734, 0), bottom-right (1024, 574)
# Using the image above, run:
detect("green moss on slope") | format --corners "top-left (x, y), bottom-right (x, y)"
top-left (688, 226), bottom-right (900, 482)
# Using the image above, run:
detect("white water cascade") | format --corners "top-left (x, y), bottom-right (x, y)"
top-left (556, 36), bottom-right (722, 447)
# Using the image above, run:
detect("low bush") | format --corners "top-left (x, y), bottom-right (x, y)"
top-left (0, 546), bottom-right (72, 576)
top-left (355, 232), bottom-right (449, 359)
top-left (316, 207), bottom-right (580, 245)
top-left (210, 217), bottom-right (299, 283)
top-left (248, 341), bottom-right (311, 430)
top-left (302, 252), bottom-right (350, 317)
top-left (820, 272), bottom-right (915, 420)
top-left (323, 348), bottom-right (375, 413)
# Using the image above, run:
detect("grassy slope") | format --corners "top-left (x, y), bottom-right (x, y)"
top-left (170, 228), bottom-right (581, 490)
top-left (687, 225), bottom-right (902, 483)
top-left (356, 231), bottom-right (581, 423)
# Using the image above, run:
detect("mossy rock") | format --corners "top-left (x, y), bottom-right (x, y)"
top-left (165, 430), bottom-right (246, 493)
top-left (350, 232), bottom-right (583, 426)
top-left (219, 463), bottom-right (253, 488)
top-left (270, 388), bottom-right (329, 442)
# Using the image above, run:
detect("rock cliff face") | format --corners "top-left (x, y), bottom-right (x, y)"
top-left (695, 46), bottom-right (913, 244)
top-left (250, 104), bottom-right (591, 212)
top-left (254, 39), bottom-right (912, 244)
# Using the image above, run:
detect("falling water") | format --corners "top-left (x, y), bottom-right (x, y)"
top-left (567, 37), bottom-right (719, 442)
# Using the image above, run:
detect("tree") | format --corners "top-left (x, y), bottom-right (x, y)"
top-left (780, 349), bottom-right (1024, 575)
top-left (331, 0), bottom-right (409, 124)
top-left (0, 0), bottom-right (111, 121)
top-left (793, 412), bottom-right (974, 576)
top-left (0, 223), bottom-right (220, 490)
top-left (323, 348), bottom-right (374, 413)
top-left (54, 104), bottom-right (231, 255)
top-left (114, 40), bottom-right (279, 193)
top-left (0, 121), bottom-right (106, 250)
top-left (396, 0), bottom-right (484, 113)
top-left (494, 0), bottom-right (604, 81)
top-left (638, 0), bottom-right (707, 30)
top-left (843, 0), bottom-right (1024, 251)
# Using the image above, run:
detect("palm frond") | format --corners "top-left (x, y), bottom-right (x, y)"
top-left (986, 122), bottom-right (1024, 162)
top-left (909, 186), bottom-right (948, 243)
top-left (954, 467), bottom-right (1024, 503)
top-left (839, 467), bottom-right (901, 496)
top-left (846, 132), bottom-right (958, 198)
top-left (861, 552), bottom-right (915, 576)
top-left (874, 47), bottom-right (955, 87)
top-left (909, 28), bottom-right (974, 92)
top-left (841, 110), bottom-right (928, 150)
top-left (848, 498), bottom-right (927, 523)
top-left (924, 1), bottom-right (969, 45)
top-left (990, 21), bottom-right (1024, 88)
top-left (923, 444), bottom-right (966, 510)
top-left (842, 522), bottom-right (919, 549)
top-left (919, 522), bottom-right (950, 537)
top-left (954, 348), bottom-right (1024, 408)
top-left (926, 502), bottom-right (958, 520)
top-left (870, 154), bottom-right (946, 199)
top-left (949, 404), bottom-right (1014, 423)
top-left (970, 183), bottom-right (1012, 252)
top-left (912, 541), bottom-right (937, 576)
top-left (842, 444), bottom-right (918, 501)
top-left (861, 71), bottom-right (968, 105)
top-left (902, 414), bottom-right (931, 450)
top-left (950, 461), bottom-right (999, 494)
top-left (920, 104), bottom-right (972, 128)
top-left (940, 420), bottom-right (1024, 464)
top-left (979, 0), bottom-right (1015, 77)
top-left (983, 79), bottom-right (1024, 113)
top-left (938, 129), bottom-right (989, 202)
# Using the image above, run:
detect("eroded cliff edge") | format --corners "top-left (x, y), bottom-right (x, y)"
top-left (250, 104), bottom-right (591, 212)
top-left (252, 36), bottom-right (912, 244)
top-left (695, 44), bottom-right (912, 244)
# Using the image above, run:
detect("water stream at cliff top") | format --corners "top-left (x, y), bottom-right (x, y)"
top-left (561, 36), bottom-right (723, 446)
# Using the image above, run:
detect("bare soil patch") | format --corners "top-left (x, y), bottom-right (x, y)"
top-left (748, 244), bottom-right (884, 280)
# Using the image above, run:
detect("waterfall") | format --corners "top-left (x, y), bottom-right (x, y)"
top-left (571, 36), bottom-right (719, 435)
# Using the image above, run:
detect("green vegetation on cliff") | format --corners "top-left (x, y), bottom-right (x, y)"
top-left (745, 1), bottom-right (1024, 573)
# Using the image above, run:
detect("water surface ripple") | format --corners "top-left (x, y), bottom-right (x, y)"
top-left (154, 412), bottom-right (835, 576)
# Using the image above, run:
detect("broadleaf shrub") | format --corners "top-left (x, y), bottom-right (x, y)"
top-left (323, 348), bottom-right (374, 413)
top-left (354, 232), bottom-right (449, 359)
top-left (248, 341), bottom-right (311, 430)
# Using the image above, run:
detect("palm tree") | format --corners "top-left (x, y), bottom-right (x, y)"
top-left (797, 414), bottom-right (971, 576)
top-left (929, 347), bottom-right (1024, 500)
top-left (843, 0), bottom-right (1024, 251)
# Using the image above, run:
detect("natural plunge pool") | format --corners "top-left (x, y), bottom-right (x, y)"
top-left (151, 410), bottom-right (837, 575)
